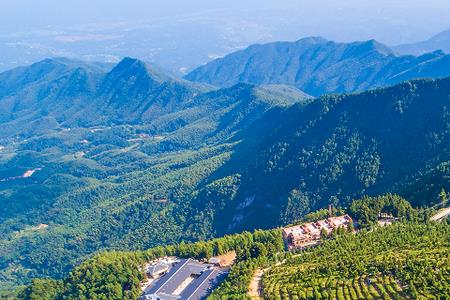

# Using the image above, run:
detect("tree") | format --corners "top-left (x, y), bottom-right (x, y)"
top-left (250, 242), bottom-right (268, 258)
top-left (438, 188), bottom-right (447, 206)
top-left (348, 221), bottom-right (354, 233)
top-left (18, 278), bottom-right (64, 300)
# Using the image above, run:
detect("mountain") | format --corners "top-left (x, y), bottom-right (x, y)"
top-left (204, 77), bottom-right (450, 233)
top-left (89, 58), bottom-right (209, 125)
top-left (1, 58), bottom-right (450, 295)
top-left (0, 57), bottom-right (309, 142)
top-left (185, 36), bottom-right (450, 96)
top-left (151, 83), bottom-right (309, 148)
top-left (394, 28), bottom-right (450, 55)
top-left (0, 58), bottom-right (310, 293)
top-left (0, 57), bottom-right (211, 138)
top-left (0, 58), bottom-right (110, 137)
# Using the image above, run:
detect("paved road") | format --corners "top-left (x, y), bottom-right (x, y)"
top-left (430, 207), bottom-right (450, 222)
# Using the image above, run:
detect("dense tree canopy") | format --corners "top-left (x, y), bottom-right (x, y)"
top-left (1, 58), bottom-right (449, 295)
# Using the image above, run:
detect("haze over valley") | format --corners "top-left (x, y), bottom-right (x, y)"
top-left (1, 0), bottom-right (450, 73)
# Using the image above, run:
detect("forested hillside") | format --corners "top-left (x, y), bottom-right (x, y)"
top-left (0, 57), bottom-right (207, 139)
top-left (0, 59), bottom-right (309, 293)
top-left (1, 58), bottom-right (450, 295)
top-left (186, 36), bottom-right (450, 96)
top-left (18, 194), bottom-right (450, 300)
top-left (198, 77), bottom-right (450, 234)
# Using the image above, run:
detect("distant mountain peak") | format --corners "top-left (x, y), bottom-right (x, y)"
top-left (432, 28), bottom-right (450, 43)
top-left (348, 39), bottom-right (394, 56)
top-left (365, 39), bottom-right (394, 55)
top-left (24, 57), bottom-right (74, 74)
top-left (295, 36), bottom-right (330, 44)
top-left (293, 37), bottom-right (392, 55)
top-left (33, 57), bottom-right (111, 73)
top-left (114, 57), bottom-right (142, 70)
top-left (36, 57), bottom-right (66, 66)
top-left (394, 28), bottom-right (450, 55)
top-left (111, 57), bottom-right (172, 83)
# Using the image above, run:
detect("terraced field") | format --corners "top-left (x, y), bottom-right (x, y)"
top-left (262, 223), bottom-right (450, 300)
top-left (263, 273), bottom-right (408, 299)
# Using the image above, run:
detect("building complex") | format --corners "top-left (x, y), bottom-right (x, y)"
top-left (282, 215), bottom-right (353, 250)
top-left (141, 258), bottom-right (227, 300)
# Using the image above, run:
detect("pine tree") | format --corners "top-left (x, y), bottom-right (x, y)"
top-left (439, 188), bottom-right (447, 206)
top-left (348, 221), bottom-right (355, 233)
top-left (320, 228), bottom-right (329, 239)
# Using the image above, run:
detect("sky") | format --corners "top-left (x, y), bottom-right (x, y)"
top-left (1, 0), bottom-right (450, 43)
top-left (0, 0), bottom-right (450, 72)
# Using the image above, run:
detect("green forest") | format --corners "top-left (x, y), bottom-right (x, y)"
top-left (18, 229), bottom-right (284, 299)
top-left (17, 194), bottom-right (450, 300)
top-left (1, 57), bottom-right (450, 296)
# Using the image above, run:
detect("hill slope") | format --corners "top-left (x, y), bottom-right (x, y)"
top-left (0, 57), bottom-right (309, 142)
top-left (186, 37), bottom-right (450, 96)
top-left (0, 59), bottom-right (309, 292)
top-left (262, 222), bottom-right (449, 299)
top-left (190, 77), bottom-right (450, 234)
top-left (0, 58), bottom-right (110, 137)
top-left (0, 57), bottom-right (211, 139)
top-left (18, 218), bottom-right (450, 300)
top-left (1, 61), bottom-right (450, 294)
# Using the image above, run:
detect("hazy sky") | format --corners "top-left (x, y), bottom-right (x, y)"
top-left (1, 0), bottom-right (450, 72)
top-left (1, 0), bottom-right (450, 43)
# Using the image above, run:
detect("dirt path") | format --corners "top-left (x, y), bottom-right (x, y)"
top-left (247, 255), bottom-right (295, 299)
top-left (211, 251), bottom-right (236, 267)
top-left (430, 207), bottom-right (450, 221)
top-left (248, 268), bottom-right (264, 299)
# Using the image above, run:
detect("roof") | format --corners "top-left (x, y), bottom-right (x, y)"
top-left (182, 269), bottom-right (227, 300)
top-left (208, 258), bottom-right (221, 264)
top-left (148, 263), bottom-right (170, 276)
top-left (283, 215), bottom-right (352, 239)
top-left (145, 259), bottom-right (190, 295)
top-left (143, 258), bottom-right (226, 300)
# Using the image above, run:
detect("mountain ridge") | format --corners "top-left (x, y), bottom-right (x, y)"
top-left (185, 36), bottom-right (450, 96)
top-left (394, 28), bottom-right (450, 55)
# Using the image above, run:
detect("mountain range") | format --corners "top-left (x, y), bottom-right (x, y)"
top-left (0, 57), bottom-right (309, 143)
top-left (1, 37), bottom-right (450, 295)
top-left (0, 56), bottom-right (311, 291)
top-left (394, 28), bottom-right (450, 55)
top-left (186, 36), bottom-right (450, 96)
